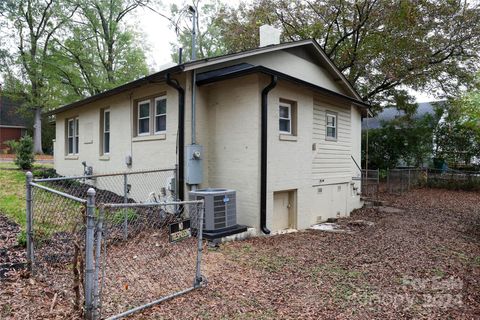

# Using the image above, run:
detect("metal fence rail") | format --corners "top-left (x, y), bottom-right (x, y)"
top-left (26, 168), bottom-right (206, 319)
top-left (426, 168), bottom-right (480, 186)
top-left (384, 168), bottom-right (480, 193)
top-left (32, 167), bottom-right (177, 204)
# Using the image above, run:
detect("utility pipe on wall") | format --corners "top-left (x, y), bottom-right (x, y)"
top-left (260, 75), bottom-right (278, 235)
top-left (166, 73), bottom-right (185, 201)
top-left (189, 5), bottom-right (197, 145)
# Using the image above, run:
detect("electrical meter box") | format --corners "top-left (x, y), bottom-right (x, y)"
top-left (185, 144), bottom-right (203, 185)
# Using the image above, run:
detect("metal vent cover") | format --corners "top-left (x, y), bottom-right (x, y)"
top-left (189, 188), bottom-right (237, 231)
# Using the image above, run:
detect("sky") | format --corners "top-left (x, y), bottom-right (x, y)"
top-left (0, 0), bottom-right (437, 103)
top-left (128, 0), bottom-right (245, 71)
top-left (129, 0), bottom-right (437, 103)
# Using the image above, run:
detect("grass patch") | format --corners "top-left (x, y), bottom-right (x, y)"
top-left (0, 163), bottom-right (55, 228)
top-left (473, 256), bottom-right (480, 266)
top-left (223, 244), bottom-right (294, 273)
top-left (0, 166), bottom-right (28, 226)
top-left (109, 208), bottom-right (138, 225)
top-left (252, 253), bottom-right (294, 273)
top-left (433, 267), bottom-right (445, 277)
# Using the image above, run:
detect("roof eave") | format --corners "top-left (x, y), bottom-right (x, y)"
top-left (45, 65), bottom-right (184, 116)
top-left (196, 65), bottom-right (370, 113)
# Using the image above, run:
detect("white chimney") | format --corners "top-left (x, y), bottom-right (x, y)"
top-left (259, 25), bottom-right (281, 47)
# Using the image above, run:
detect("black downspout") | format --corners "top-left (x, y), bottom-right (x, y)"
top-left (166, 73), bottom-right (185, 201)
top-left (260, 75), bottom-right (277, 234)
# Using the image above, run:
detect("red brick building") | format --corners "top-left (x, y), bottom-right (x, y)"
top-left (0, 95), bottom-right (27, 152)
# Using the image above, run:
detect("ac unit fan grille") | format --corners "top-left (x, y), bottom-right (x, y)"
top-left (213, 195), bottom-right (226, 229)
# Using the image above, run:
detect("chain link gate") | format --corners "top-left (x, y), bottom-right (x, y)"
top-left (93, 201), bottom-right (205, 319)
top-left (26, 168), bottom-right (206, 319)
top-left (26, 172), bottom-right (89, 316)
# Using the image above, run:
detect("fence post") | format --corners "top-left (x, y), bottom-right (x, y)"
top-left (386, 169), bottom-right (389, 193)
top-left (93, 205), bottom-right (104, 320)
top-left (85, 188), bottom-right (96, 320)
top-left (123, 173), bottom-right (128, 240)
top-left (25, 171), bottom-right (34, 272)
top-left (194, 202), bottom-right (204, 288)
top-left (408, 169), bottom-right (411, 191)
top-left (175, 164), bottom-right (179, 200)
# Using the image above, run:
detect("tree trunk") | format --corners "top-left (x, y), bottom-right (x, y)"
top-left (33, 107), bottom-right (43, 154)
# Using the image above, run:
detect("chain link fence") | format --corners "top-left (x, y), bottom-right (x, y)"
top-left (26, 168), bottom-right (205, 319)
top-left (425, 168), bottom-right (480, 190)
top-left (361, 169), bottom-right (379, 198)
top-left (27, 176), bottom-right (88, 316)
top-left (98, 201), bottom-right (204, 319)
top-left (386, 168), bottom-right (427, 194)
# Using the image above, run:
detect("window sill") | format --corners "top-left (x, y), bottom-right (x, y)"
top-left (279, 134), bottom-right (298, 141)
top-left (132, 134), bottom-right (166, 142)
top-left (65, 155), bottom-right (79, 160)
top-left (99, 155), bottom-right (110, 161)
top-left (325, 137), bottom-right (338, 142)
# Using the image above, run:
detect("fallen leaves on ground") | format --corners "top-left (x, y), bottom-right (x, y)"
top-left (1, 188), bottom-right (479, 319)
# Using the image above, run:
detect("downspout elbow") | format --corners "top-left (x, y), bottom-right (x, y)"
top-left (260, 75), bottom-right (277, 235)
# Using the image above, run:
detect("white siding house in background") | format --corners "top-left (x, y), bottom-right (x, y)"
top-left (48, 38), bottom-right (369, 235)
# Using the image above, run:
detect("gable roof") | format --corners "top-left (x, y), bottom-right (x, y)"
top-left (0, 96), bottom-right (27, 128)
top-left (183, 39), bottom-right (362, 101)
top-left (362, 101), bottom-right (446, 129)
top-left (196, 63), bottom-right (369, 110)
top-left (47, 39), bottom-right (366, 116)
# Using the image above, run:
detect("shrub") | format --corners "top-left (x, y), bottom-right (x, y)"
top-left (17, 230), bottom-right (27, 247)
top-left (31, 167), bottom-right (58, 179)
top-left (4, 139), bottom-right (19, 154)
top-left (14, 135), bottom-right (35, 170)
top-left (111, 208), bottom-right (138, 225)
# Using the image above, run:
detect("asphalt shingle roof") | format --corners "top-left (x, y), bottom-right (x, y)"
top-left (0, 96), bottom-right (27, 127)
top-left (362, 101), bottom-right (445, 129)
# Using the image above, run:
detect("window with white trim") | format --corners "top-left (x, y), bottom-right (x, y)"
top-left (279, 102), bottom-right (292, 134)
top-left (154, 96), bottom-right (167, 133)
top-left (102, 109), bottom-right (110, 154)
top-left (137, 100), bottom-right (150, 135)
top-left (67, 117), bottom-right (79, 154)
top-left (326, 112), bottom-right (337, 140)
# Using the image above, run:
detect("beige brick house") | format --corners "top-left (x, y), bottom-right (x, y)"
top-left (48, 39), bottom-right (369, 235)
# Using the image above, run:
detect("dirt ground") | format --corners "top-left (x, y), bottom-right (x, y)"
top-left (1, 188), bottom-right (479, 319)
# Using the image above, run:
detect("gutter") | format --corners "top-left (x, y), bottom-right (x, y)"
top-left (196, 65), bottom-right (370, 112)
top-left (45, 65), bottom-right (183, 116)
top-left (166, 73), bottom-right (185, 201)
top-left (260, 75), bottom-right (277, 235)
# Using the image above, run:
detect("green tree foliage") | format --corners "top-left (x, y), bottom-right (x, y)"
top-left (169, 0), bottom-right (227, 63)
top-left (0, 0), bottom-right (152, 153)
top-left (434, 95), bottom-right (480, 167)
top-left (50, 0), bottom-right (150, 100)
top-left (14, 135), bottom-right (35, 170)
top-left (0, 0), bottom-right (78, 154)
top-left (362, 105), bottom-right (443, 169)
top-left (182, 0), bottom-right (480, 109)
